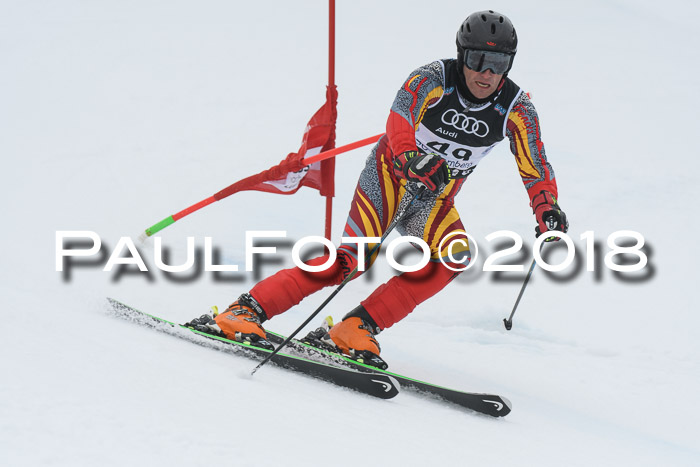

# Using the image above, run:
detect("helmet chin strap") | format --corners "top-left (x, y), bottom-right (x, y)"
top-left (496, 74), bottom-right (507, 91)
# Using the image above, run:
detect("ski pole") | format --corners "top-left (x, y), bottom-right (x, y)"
top-left (502, 256), bottom-right (537, 331)
top-left (503, 221), bottom-right (554, 331)
top-left (503, 230), bottom-right (551, 331)
top-left (252, 186), bottom-right (426, 375)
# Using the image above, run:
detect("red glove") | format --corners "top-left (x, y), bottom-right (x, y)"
top-left (393, 150), bottom-right (449, 192)
top-left (531, 191), bottom-right (569, 241)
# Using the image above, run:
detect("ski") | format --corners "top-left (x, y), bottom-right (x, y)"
top-left (264, 330), bottom-right (512, 417)
top-left (106, 298), bottom-right (399, 400)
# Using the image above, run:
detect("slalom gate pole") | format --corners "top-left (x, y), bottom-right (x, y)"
top-left (251, 186), bottom-right (426, 375)
top-left (140, 133), bottom-right (384, 239)
top-left (323, 0), bottom-right (336, 241)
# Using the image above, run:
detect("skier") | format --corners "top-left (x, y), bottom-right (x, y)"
top-left (187, 10), bottom-right (568, 366)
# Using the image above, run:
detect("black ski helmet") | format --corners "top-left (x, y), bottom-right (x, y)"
top-left (456, 10), bottom-right (518, 69)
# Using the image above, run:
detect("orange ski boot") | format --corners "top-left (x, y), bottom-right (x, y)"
top-left (328, 317), bottom-right (381, 357)
top-left (304, 306), bottom-right (388, 369)
top-left (186, 294), bottom-right (273, 350)
top-left (215, 294), bottom-right (273, 350)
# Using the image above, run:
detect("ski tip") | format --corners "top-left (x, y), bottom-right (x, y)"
top-left (479, 395), bottom-right (512, 417)
top-left (501, 396), bottom-right (512, 412)
top-left (387, 375), bottom-right (401, 392)
top-left (106, 297), bottom-right (123, 310)
top-left (370, 374), bottom-right (401, 399)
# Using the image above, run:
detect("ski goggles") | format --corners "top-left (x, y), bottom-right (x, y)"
top-left (463, 49), bottom-right (515, 75)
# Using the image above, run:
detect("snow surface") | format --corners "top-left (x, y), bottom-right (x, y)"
top-left (2, 0), bottom-right (699, 465)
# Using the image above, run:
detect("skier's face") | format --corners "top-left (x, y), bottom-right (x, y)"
top-left (463, 66), bottom-right (503, 100)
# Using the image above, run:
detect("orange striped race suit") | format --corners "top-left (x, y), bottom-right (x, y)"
top-left (250, 58), bottom-right (559, 330)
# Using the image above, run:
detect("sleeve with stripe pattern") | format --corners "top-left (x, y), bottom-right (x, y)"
top-left (385, 62), bottom-right (445, 157)
top-left (505, 92), bottom-right (559, 202)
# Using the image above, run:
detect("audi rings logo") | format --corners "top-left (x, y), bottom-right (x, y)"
top-left (441, 109), bottom-right (489, 137)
